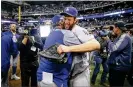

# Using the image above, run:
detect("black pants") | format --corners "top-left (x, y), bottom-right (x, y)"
top-left (109, 68), bottom-right (128, 87)
top-left (127, 55), bottom-right (133, 86)
top-left (127, 65), bottom-right (133, 86)
top-left (20, 61), bottom-right (38, 87)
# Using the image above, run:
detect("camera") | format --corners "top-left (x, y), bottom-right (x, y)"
top-left (18, 26), bottom-right (34, 35)
top-left (99, 30), bottom-right (109, 37)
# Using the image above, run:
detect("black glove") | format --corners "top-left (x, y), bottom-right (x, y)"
top-left (38, 44), bottom-right (68, 64)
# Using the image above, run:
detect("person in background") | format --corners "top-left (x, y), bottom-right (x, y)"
top-left (102, 21), bottom-right (132, 87)
top-left (18, 28), bottom-right (43, 87)
top-left (1, 27), bottom-right (18, 87)
top-left (2, 23), bottom-right (20, 80)
top-left (91, 30), bottom-right (109, 87)
top-left (127, 29), bottom-right (133, 86)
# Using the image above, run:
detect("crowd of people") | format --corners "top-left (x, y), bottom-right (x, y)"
top-left (2, 1), bottom-right (132, 28)
top-left (78, 16), bottom-right (133, 28)
top-left (19, 1), bottom-right (118, 15)
top-left (1, 1), bottom-right (119, 16)
top-left (83, 2), bottom-right (130, 16)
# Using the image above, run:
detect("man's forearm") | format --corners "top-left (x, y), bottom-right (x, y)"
top-left (68, 39), bottom-right (100, 52)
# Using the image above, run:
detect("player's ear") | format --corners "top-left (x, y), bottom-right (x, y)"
top-left (75, 19), bottom-right (79, 24)
top-left (74, 18), bottom-right (78, 24)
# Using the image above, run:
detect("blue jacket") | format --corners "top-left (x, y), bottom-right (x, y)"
top-left (107, 33), bottom-right (132, 71)
top-left (37, 30), bottom-right (72, 87)
top-left (1, 32), bottom-right (18, 72)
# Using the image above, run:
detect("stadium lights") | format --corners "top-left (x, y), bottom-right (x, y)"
top-left (33, 14), bottom-right (44, 16)
top-left (104, 11), bottom-right (125, 16)
top-left (1, 20), bottom-right (11, 23)
top-left (121, 15), bottom-right (123, 17)
top-left (28, 20), bottom-right (38, 23)
top-left (77, 17), bottom-right (84, 19)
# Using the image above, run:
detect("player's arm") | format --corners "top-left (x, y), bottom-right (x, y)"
top-left (58, 38), bottom-right (100, 53)
top-left (69, 38), bottom-right (100, 52)
top-left (58, 28), bottom-right (100, 53)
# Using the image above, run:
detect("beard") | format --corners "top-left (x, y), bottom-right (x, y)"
top-left (64, 22), bottom-right (75, 30)
top-left (62, 22), bottom-right (65, 29)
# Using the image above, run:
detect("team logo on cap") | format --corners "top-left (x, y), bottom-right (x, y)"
top-left (66, 7), bottom-right (69, 11)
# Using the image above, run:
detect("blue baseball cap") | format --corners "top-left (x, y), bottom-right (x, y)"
top-left (52, 15), bottom-right (62, 25)
top-left (60, 7), bottom-right (78, 17)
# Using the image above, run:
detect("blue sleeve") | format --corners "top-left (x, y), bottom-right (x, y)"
top-left (107, 35), bottom-right (128, 52)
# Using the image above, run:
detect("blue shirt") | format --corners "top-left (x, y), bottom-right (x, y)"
top-left (37, 30), bottom-right (72, 87)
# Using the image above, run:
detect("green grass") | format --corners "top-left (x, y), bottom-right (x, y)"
top-left (90, 63), bottom-right (109, 87)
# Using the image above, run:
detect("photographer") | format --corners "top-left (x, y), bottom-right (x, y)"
top-left (18, 28), bottom-right (43, 87)
top-left (102, 21), bottom-right (132, 87)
